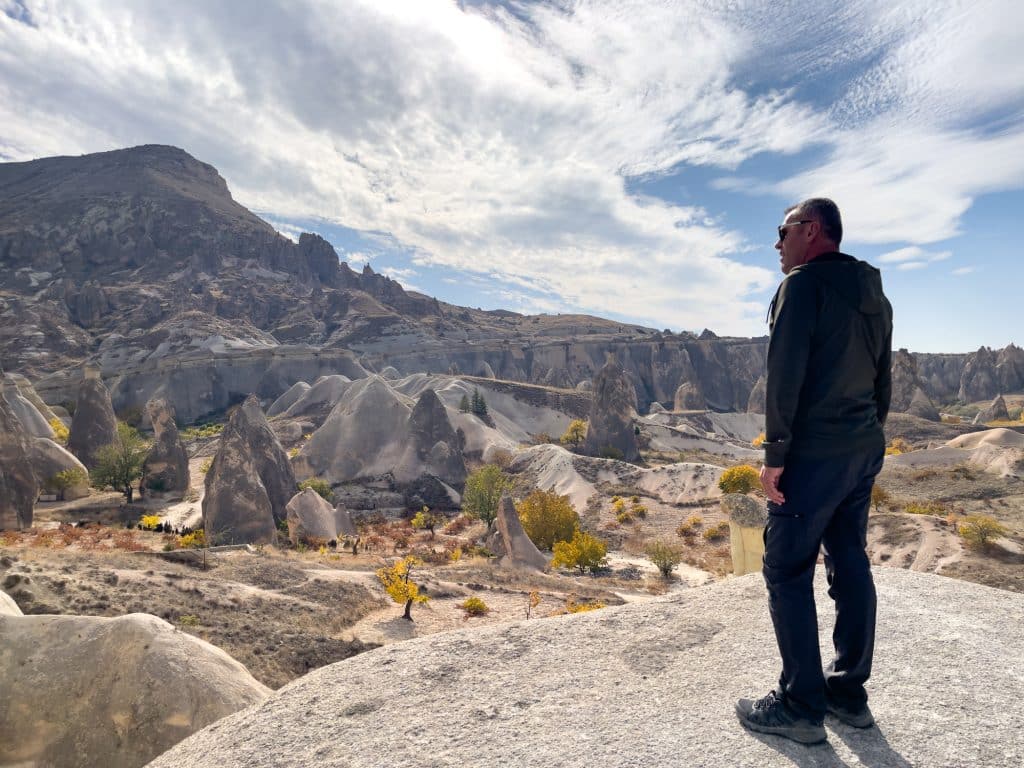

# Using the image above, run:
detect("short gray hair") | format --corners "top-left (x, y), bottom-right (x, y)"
top-left (785, 198), bottom-right (842, 246)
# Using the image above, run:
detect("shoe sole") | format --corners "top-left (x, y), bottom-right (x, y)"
top-left (735, 704), bottom-right (827, 745)
top-left (826, 706), bottom-right (874, 728)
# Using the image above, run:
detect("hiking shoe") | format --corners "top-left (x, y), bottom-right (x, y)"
top-left (825, 693), bottom-right (875, 728)
top-left (735, 691), bottom-right (827, 745)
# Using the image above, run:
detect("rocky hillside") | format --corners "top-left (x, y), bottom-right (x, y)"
top-left (0, 145), bottom-right (1020, 422)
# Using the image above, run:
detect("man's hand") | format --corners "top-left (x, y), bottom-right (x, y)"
top-left (760, 465), bottom-right (785, 505)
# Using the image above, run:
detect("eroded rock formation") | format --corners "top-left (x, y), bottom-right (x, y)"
top-left (202, 395), bottom-right (296, 544)
top-left (489, 492), bottom-right (549, 571)
top-left (583, 361), bottom-right (639, 461)
top-left (67, 368), bottom-right (118, 469)
top-left (141, 397), bottom-right (190, 498)
top-left (0, 391), bottom-right (38, 530)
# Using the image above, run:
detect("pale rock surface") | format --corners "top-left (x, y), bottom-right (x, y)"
top-left (147, 569), bottom-right (1024, 768)
top-left (583, 360), bottom-right (639, 461)
top-left (203, 394), bottom-right (296, 544)
top-left (674, 380), bottom-right (705, 410)
top-left (266, 380), bottom-right (310, 417)
top-left (511, 444), bottom-right (721, 513)
top-left (281, 374), bottom-right (352, 418)
top-left (0, 590), bottom-right (22, 616)
top-left (0, 612), bottom-right (269, 768)
top-left (30, 437), bottom-right (91, 500)
top-left (67, 368), bottom-right (118, 469)
top-left (2, 379), bottom-right (54, 438)
top-left (141, 397), bottom-right (190, 497)
top-left (285, 488), bottom-right (338, 544)
top-left (0, 391), bottom-right (38, 530)
top-left (296, 376), bottom-right (414, 483)
top-left (488, 493), bottom-right (549, 571)
top-left (5, 373), bottom-right (59, 424)
top-left (379, 365), bottom-right (401, 379)
top-left (647, 400), bottom-right (666, 415)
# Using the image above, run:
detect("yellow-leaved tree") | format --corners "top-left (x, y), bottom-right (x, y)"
top-left (559, 419), bottom-right (588, 450)
top-left (516, 489), bottom-right (579, 550)
top-left (550, 529), bottom-right (608, 574)
top-left (377, 556), bottom-right (429, 620)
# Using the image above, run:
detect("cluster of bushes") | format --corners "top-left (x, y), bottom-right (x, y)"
top-left (298, 477), bottom-right (333, 502)
top-left (609, 494), bottom-right (647, 524)
top-left (180, 422), bottom-right (224, 440)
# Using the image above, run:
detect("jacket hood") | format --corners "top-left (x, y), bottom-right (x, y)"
top-left (794, 252), bottom-right (887, 315)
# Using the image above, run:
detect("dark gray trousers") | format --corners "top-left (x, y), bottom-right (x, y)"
top-left (762, 446), bottom-right (884, 722)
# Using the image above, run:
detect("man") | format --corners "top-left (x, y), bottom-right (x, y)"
top-left (736, 198), bottom-right (893, 745)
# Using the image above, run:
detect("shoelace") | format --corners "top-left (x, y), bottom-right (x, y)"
top-left (754, 691), bottom-right (782, 711)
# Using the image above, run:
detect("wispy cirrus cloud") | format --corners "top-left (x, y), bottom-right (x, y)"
top-left (0, 0), bottom-right (1021, 341)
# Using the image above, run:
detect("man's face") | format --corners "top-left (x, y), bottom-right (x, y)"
top-left (775, 212), bottom-right (813, 274)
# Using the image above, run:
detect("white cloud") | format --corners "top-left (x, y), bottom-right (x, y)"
top-left (0, 1), bottom-right (1020, 336)
top-left (878, 246), bottom-right (952, 267)
top-left (952, 266), bottom-right (977, 276)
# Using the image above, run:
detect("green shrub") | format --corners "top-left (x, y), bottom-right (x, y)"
top-left (462, 464), bottom-right (512, 526)
top-left (904, 501), bottom-right (946, 516)
top-left (645, 540), bottom-right (684, 579)
top-left (299, 477), bottom-right (334, 502)
top-left (599, 445), bottom-right (624, 461)
top-left (958, 515), bottom-right (1007, 550)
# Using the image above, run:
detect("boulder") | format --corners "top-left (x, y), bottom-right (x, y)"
top-left (0, 612), bottom-right (269, 768)
top-left (976, 394), bottom-right (1011, 424)
top-left (267, 381), bottom-right (310, 417)
top-left (489, 492), bottom-right (549, 571)
top-left (721, 493), bottom-right (766, 528)
top-left (141, 397), bottom-right (190, 497)
top-left (648, 401), bottom-right (666, 415)
top-left (203, 395), bottom-right (296, 544)
top-left (674, 381), bottom-right (705, 411)
top-left (746, 375), bottom-right (766, 415)
top-left (906, 387), bottom-right (940, 422)
top-left (2, 379), bottom-right (54, 439)
top-left (583, 361), bottom-right (639, 462)
top-left (285, 488), bottom-right (338, 544)
top-left (30, 438), bottom-right (90, 501)
top-left (67, 368), bottom-right (118, 470)
top-left (0, 392), bottom-right (38, 530)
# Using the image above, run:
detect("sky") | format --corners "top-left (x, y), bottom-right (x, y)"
top-left (1, 0), bottom-right (1022, 353)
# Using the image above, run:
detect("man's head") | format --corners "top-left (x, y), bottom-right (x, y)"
top-left (775, 197), bottom-right (842, 274)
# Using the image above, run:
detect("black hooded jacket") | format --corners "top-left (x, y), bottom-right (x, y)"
top-left (763, 252), bottom-right (893, 468)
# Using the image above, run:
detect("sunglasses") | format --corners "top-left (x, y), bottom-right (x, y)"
top-left (777, 220), bottom-right (813, 241)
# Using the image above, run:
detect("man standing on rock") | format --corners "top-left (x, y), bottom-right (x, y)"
top-left (736, 198), bottom-right (893, 744)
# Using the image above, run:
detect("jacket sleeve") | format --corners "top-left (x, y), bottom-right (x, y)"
top-left (763, 274), bottom-right (817, 468)
top-left (874, 307), bottom-right (893, 426)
